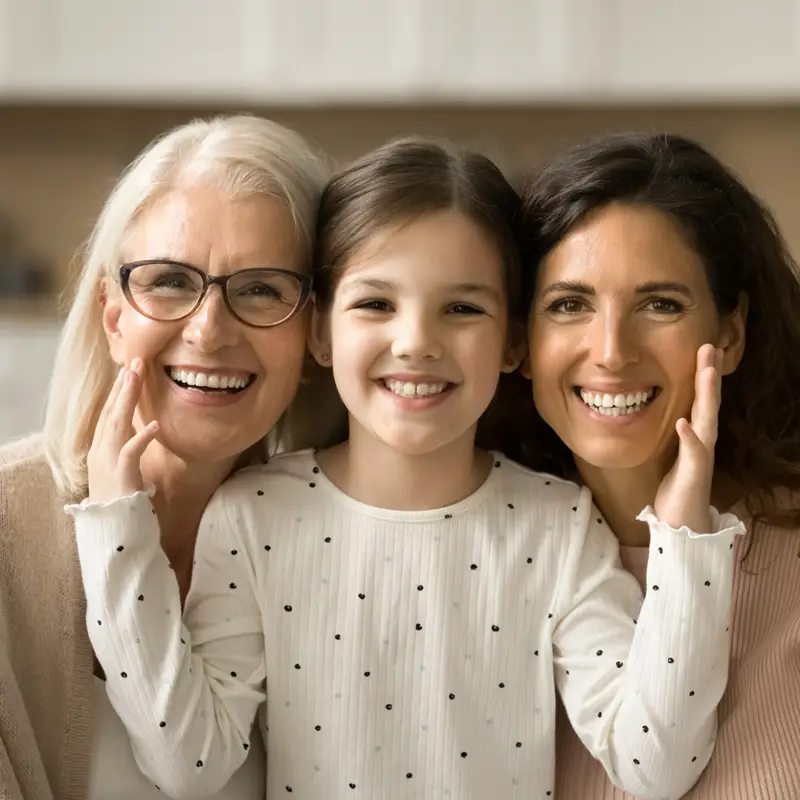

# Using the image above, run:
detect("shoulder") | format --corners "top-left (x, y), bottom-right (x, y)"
top-left (0, 433), bottom-right (47, 473)
top-left (0, 434), bottom-right (62, 520)
top-left (0, 433), bottom-right (74, 575)
top-left (216, 449), bottom-right (319, 502)
top-left (492, 452), bottom-right (589, 510)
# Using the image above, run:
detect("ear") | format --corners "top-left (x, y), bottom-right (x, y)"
top-left (501, 336), bottom-right (527, 374)
top-left (100, 278), bottom-right (126, 366)
top-left (718, 292), bottom-right (748, 376)
top-left (503, 321), bottom-right (531, 376)
top-left (308, 299), bottom-right (332, 368)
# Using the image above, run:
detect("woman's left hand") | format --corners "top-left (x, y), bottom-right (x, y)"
top-left (653, 344), bottom-right (723, 533)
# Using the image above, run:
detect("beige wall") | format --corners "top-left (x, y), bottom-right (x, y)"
top-left (2, 104), bottom-right (800, 295)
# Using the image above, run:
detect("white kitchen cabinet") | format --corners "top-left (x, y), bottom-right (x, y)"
top-left (272, 0), bottom-right (429, 100)
top-left (0, 0), bottom-right (610, 102)
top-left (0, 0), bottom-right (286, 102)
top-left (1, 0), bottom-right (800, 103)
top-left (421, 0), bottom-right (608, 100)
top-left (605, 0), bottom-right (800, 100)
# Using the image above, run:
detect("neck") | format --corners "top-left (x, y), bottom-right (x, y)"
top-left (576, 457), bottom-right (666, 547)
top-left (577, 449), bottom-right (743, 548)
top-left (319, 421), bottom-right (490, 510)
top-left (140, 444), bottom-right (237, 593)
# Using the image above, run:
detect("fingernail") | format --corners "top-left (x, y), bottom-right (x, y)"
top-left (130, 357), bottom-right (142, 373)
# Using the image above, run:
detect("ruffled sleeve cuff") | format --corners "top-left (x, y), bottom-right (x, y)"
top-left (636, 505), bottom-right (746, 540)
top-left (64, 484), bottom-right (156, 515)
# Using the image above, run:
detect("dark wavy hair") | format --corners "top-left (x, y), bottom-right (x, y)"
top-left (504, 131), bottom-right (800, 534)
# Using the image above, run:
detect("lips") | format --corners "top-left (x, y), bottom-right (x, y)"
top-left (575, 386), bottom-right (660, 416)
top-left (166, 367), bottom-right (255, 393)
top-left (382, 378), bottom-right (450, 398)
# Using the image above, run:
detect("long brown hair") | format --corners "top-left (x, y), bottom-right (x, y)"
top-left (509, 132), bottom-right (800, 533)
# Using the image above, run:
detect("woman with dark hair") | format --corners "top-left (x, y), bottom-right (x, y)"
top-left (513, 132), bottom-right (800, 798)
top-left (66, 136), bottom-right (741, 799)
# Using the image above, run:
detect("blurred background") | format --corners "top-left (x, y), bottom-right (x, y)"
top-left (2, 0), bottom-right (800, 444)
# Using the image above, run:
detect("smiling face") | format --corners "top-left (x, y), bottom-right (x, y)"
top-left (313, 209), bottom-right (517, 458)
top-left (527, 202), bottom-right (744, 475)
top-left (102, 184), bottom-right (309, 464)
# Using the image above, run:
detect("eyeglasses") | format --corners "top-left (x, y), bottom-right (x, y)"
top-left (119, 260), bottom-right (312, 328)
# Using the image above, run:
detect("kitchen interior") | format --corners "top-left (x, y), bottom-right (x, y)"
top-left (2, 0), bottom-right (800, 444)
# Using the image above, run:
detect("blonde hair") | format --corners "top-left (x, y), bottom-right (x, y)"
top-left (43, 115), bottom-right (329, 496)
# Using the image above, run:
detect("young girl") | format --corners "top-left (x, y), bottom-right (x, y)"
top-left (70, 139), bottom-right (744, 800)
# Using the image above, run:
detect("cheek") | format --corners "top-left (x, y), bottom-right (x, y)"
top-left (528, 328), bottom-right (574, 399)
top-left (112, 306), bottom-right (178, 364)
top-left (251, 319), bottom-right (308, 376)
top-left (330, 318), bottom-right (379, 364)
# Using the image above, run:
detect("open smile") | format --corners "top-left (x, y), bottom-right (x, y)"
top-left (381, 378), bottom-right (452, 398)
top-left (573, 386), bottom-right (661, 417)
top-left (376, 377), bottom-right (457, 409)
top-left (166, 367), bottom-right (256, 394)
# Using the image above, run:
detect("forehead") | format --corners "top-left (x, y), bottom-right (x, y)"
top-left (340, 209), bottom-right (505, 288)
top-left (126, 185), bottom-right (301, 272)
top-left (538, 203), bottom-right (710, 293)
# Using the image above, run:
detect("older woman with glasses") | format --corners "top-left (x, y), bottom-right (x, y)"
top-left (0, 115), bottom-right (343, 800)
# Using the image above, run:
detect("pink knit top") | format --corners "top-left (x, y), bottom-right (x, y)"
top-left (555, 514), bottom-right (800, 799)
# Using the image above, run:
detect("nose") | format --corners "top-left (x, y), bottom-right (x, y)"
top-left (390, 311), bottom-right (442, 362)
top-left (181, 286), bottom-right (241, 351)
top-left (591, 310), bottom-right (639, 371)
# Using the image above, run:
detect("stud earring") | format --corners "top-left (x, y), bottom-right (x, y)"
top-left (321, 353), bottom-right (330, 363)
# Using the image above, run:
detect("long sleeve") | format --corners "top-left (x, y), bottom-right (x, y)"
top-left (553, 490), bottom-right (745, 800)
top-left (69, 491), bottom-right (266, 798)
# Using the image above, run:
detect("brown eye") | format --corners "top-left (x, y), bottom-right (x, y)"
top-left (647, 297), bottom-right (684, 314)
top-left (547, 297), bottom-right (586, 314)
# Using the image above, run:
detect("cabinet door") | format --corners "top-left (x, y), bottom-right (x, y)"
top-left (425, 0), bottom-right (608, 100)
top-left (275, 0), bottom-right (428, 101)
top-left (2, 0), bottom-right (280, 102)
top-left (607, 0), bottom-right (800, 99)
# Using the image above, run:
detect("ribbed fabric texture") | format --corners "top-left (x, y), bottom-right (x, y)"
top-left (72, 450), bottom-right (741, 800)
top-left (0, 436), bottom-right (94, 800)
top-left (556, 521), bottom-right (800, 799)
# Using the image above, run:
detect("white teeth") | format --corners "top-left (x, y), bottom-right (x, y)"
top-left (578, 387), bottom-right (656, 416)
top-left (169, 368), bottom-right (250, 391)
top-left (384, 379), bottom-right (448, 397)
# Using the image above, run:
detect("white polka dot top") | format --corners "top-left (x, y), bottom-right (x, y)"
top-left (69, 450), bottom-right (745, 800)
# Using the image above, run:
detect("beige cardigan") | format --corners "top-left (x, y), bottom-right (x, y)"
top-left (0, 374), bottom-right (348, 799)
top-left (0, 435), bottom-right (92, 800)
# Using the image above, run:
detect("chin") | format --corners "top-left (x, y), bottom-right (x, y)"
top-left (574, 442), bottom-right (658, 472)
top-left (158, 425), bottom-right (265, 466)
top-left (377, 430), bottom-right (451, 458)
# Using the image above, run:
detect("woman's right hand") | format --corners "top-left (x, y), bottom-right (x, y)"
top-left (87, 357), bottom-right (159, 503)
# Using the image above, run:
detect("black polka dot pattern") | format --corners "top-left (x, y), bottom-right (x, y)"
top-left (80, 450), bottom-right (735, 798)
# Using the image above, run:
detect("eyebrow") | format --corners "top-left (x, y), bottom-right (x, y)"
top-left (540, 279), bottom-right (694, 298)
top-left (343, 277), bottom-right (503, 301)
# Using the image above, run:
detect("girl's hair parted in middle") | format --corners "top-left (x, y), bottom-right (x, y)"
top-left (312, 136), bottom-right (526, 327)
